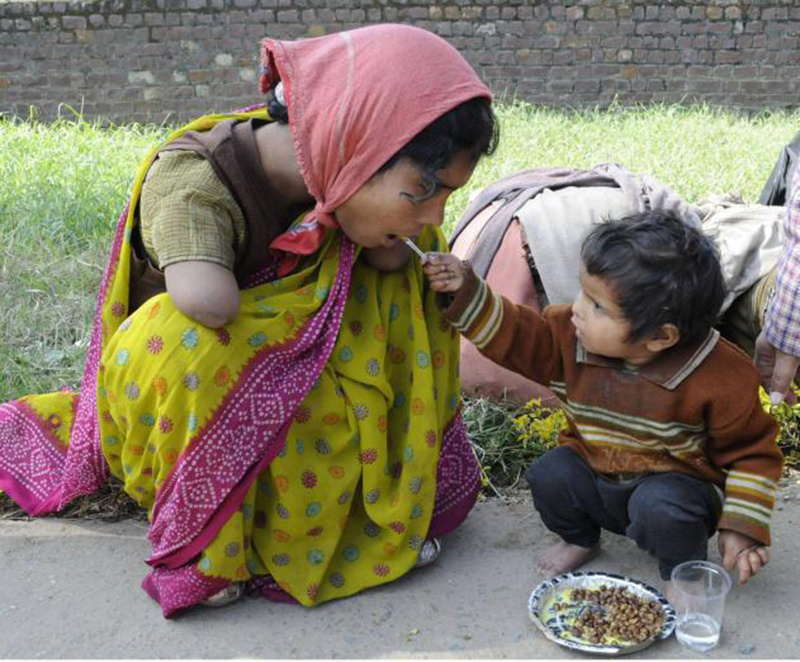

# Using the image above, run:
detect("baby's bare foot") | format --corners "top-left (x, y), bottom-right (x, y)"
top-left (536, 540), bottom-right (599, 577)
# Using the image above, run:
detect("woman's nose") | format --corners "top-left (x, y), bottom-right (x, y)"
top-left (419, 203), bottom-right (445, 227)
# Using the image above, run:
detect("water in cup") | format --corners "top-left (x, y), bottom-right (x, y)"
top-left (670, 560), bottom-right (731, 653)
top-left (675, 612), bottom-right (720, 652)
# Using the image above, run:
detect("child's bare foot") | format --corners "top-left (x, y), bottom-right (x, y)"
top-left (536, 541), bottom-right (600, 576)
top-left (663, 581), bottom-right (678, 606)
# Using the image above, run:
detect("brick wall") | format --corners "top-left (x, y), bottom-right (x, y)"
top-left (1, 0), bottom-right (799, 125)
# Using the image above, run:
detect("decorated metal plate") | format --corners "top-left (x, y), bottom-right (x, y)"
top-left (527, 571), bottom-right (676, 656)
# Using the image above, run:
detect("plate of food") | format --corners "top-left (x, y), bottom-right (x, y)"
top-left (528, 571), bottom-right (676, 655)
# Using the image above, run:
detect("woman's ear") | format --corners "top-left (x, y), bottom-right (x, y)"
top-left (644, 323), bottom-right (681, 353)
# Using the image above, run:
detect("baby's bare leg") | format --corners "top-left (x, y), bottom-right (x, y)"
top-left (536, 540), bottom-right (600, 576)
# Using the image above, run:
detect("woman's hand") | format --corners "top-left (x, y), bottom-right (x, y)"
top-left (754, 330), bottom-right (799, 405)
top-left (422, 252), bottom-right (468, 293)
top-left (718, 529), bottom-right (770, 585)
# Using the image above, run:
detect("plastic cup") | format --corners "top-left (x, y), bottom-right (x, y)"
top-left (670, 560), bottom-right (732, 652)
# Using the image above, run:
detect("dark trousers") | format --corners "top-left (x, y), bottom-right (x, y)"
top-left (525, 446), bottom-right (721, 580)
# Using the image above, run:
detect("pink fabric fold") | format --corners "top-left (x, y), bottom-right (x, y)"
top-left (259, 24), bottom-right (492, 230)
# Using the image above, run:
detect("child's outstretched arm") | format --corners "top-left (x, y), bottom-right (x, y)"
top-left (706, 348), bottom-right (783, 585)
top-left (421, 252), bottom-right (469, 293)
top-left (421, 251), bottom-right (564, 385)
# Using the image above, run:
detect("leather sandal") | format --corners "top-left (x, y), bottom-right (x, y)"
top-left (201, 582), bottom-right (244, 608)
top-left (414, 537), bottom-right (442, 568)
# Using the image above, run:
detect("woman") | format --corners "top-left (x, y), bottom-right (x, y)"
top-left (0, 24), bottom-right (498, 617)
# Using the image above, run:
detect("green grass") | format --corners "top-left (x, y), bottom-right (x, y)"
top-left (443, 101), bottom-right (800, 234)
top-left (0, 117), bottom-right (167, 401)
top-left (1, 102), bottom-right (799, 513)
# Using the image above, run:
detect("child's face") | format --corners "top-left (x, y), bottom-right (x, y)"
top-left (571, 271), bottom-right (653, 365)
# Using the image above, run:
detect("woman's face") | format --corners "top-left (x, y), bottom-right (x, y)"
top-left (334, 151), bottom-right (477, 248)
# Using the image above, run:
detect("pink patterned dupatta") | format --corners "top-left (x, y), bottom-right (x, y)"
top-left (0, 202), bottom-right (127, 515)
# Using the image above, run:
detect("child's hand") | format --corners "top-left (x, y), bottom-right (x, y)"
top-left (718, 529), bottom-right (770, 585)
top-left (421, 252), bottom-right (468, 293)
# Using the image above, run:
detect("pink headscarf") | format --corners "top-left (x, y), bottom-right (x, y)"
top-left (259, 24), bottom-right (492, 230)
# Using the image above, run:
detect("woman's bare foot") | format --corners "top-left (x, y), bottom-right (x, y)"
top-left (536, 540), bottom-right (600, 576)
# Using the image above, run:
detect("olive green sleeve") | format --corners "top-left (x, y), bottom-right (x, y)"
top-left (139, 150), bottom-right (246, 271)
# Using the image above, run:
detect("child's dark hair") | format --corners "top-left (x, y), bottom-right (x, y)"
top-left (268, 89), bottom-right (498, 202)
top-left (580, 211), bottom-right (726, 347)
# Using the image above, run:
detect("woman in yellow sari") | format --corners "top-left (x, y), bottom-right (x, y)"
top-left (0, 24), bottom-right (498, 617)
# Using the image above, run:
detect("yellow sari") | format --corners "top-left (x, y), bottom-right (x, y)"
top-left (0, 109), bottom-right (480, 617)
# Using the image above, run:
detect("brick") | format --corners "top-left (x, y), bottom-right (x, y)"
top-left (143, 86), bottom-right (164, 100)
top-left (61, 15), bottom-right (86, 29)
top-left (725, 7), bottom-right (742, 21)
top-left (716, 50), bottom-right (742, 64)
top-left (565, 6), bottom-right (583, 21)
top-left (587, 6), bottom-right (602, 20)
top-left (517, 5), bottom-right (533, 20)
top-left (188, 69), bottom-right (211, 83)
top-left (1, 0), bottom-right (797, 122)
top-left (128, 70), bottom-right (155, 84)
top-left (647, 51), bottom-right (664, 64)
top-left (574, 78), bottom-right (599, 92)
top-left (546, 79), bottom-right (573, 92)
top-left (297, 22), bottom-right (320, 36)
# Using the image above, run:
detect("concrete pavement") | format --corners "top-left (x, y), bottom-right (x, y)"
top-left (1, 478), bottom-right (799, 659)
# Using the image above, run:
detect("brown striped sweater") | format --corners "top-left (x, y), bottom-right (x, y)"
top-left (443, 267), bottom-right (783, 546)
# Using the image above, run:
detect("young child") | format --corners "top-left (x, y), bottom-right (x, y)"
top-left (423, 211), bottom-right (783, 587)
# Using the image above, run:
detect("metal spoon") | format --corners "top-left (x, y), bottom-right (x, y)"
top-left (401, 237), bottom-right (427, 261)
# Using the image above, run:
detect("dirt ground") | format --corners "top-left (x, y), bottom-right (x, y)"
top-left (0, 476), bottom-right (798, 659)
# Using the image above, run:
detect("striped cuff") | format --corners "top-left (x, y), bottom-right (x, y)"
top-left (718, 470), bottom-right (778, 546)
top-left (441, 267), bottom-right (505, 349)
